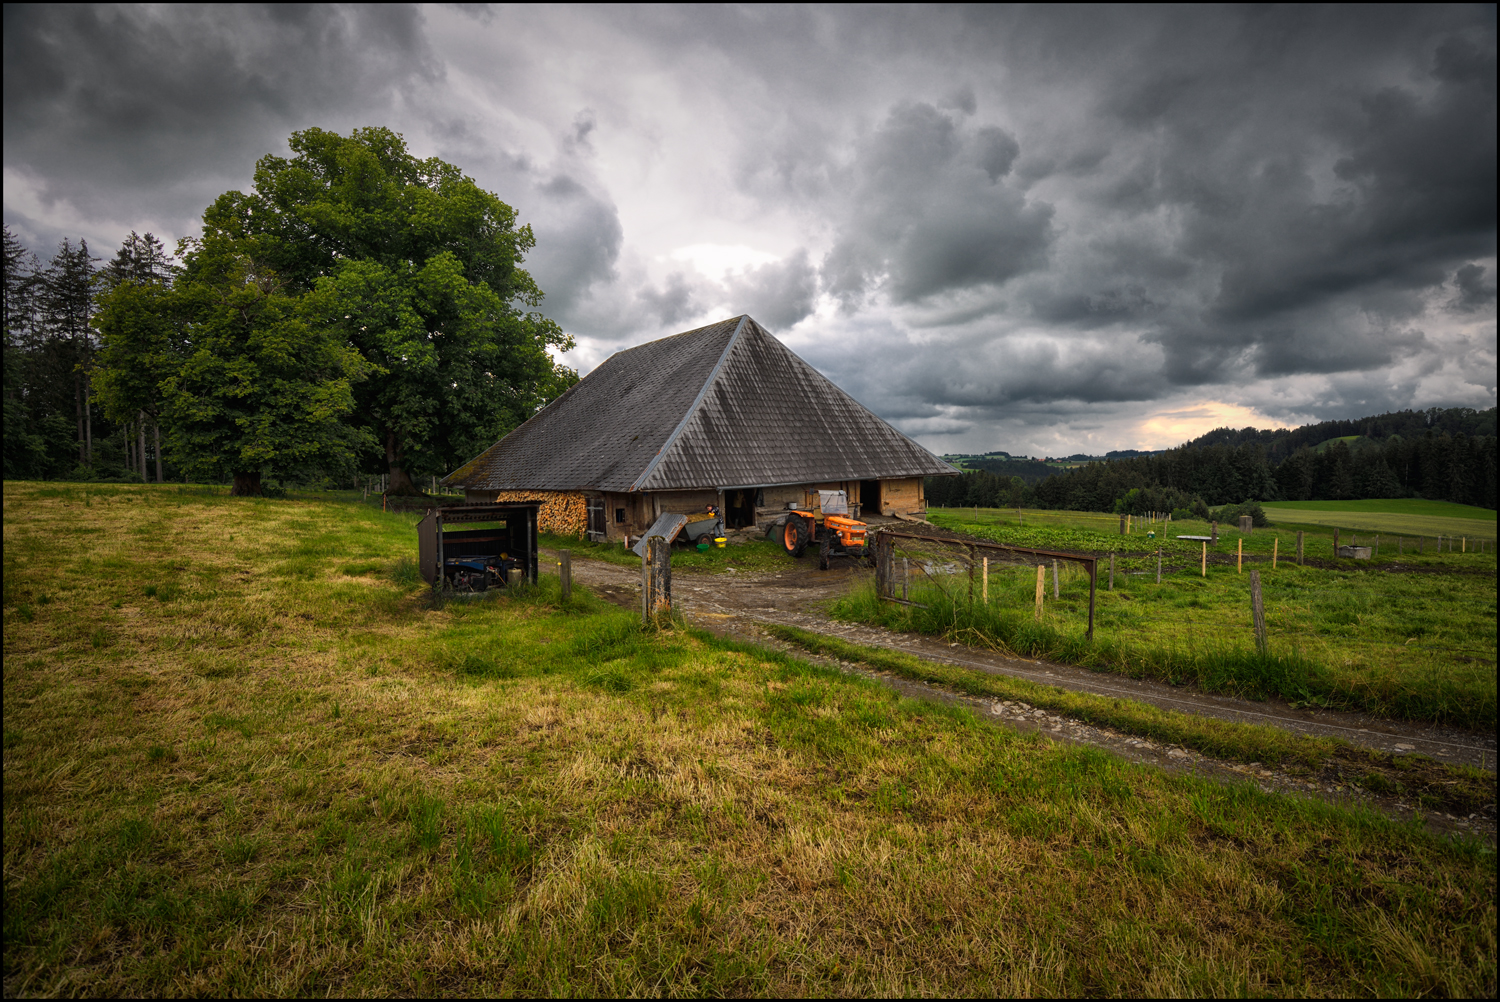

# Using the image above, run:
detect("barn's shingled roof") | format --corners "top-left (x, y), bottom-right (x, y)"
top-left (444, 315), bottom-right (957, 492)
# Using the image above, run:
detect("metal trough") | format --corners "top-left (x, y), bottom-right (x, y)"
top-left (1337, 545), bottom-right (1373, 560)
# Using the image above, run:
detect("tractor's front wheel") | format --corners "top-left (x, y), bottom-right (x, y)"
top-left (782, 516), bottom-right (808, 557)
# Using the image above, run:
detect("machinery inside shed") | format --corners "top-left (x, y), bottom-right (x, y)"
top-left (417, 502), bottom-right (540, 591)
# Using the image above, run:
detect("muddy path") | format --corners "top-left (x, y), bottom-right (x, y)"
top-left (543, 549), bottom-right (1497, 840)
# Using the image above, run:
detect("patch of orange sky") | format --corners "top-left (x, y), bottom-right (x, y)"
top-left (1131, 401), bottom-right (1294, 451)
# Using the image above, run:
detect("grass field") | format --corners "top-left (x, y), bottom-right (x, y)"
top-left (3, 482), bottom-right (1495, 995)
top-left (1263, 499), bottom-right (1497, 520)
top-left (865, 509), bottom-right (1499, 729)
top-left (1262, 499), bottom-right (1497, 540)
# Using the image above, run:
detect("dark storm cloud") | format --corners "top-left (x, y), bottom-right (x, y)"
top-left (3, 4), bottom-right (435, 233)
top-left (1452, 263), bottom-right (1497, 312)
top-left (727, 251), bottom-right (818, 330)
top-left (820, 102), bottom-right (1053, 307)
top-left (597, 1), bottom-right (1488, 438)
top-left (4, 3), bottom-right (1493, 452)
top-left (636, 273), bottom-right (700, 328)
top-left (521, 173), bottom-right (623, 315)
top-left (1047, 6), bottom-right (1496, 379)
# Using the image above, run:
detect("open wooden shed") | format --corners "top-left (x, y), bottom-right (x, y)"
top-left (417, 502), bottom-right (540, 589)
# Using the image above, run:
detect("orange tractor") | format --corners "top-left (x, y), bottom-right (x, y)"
top-left (778, 492), bottom-right (874, 569)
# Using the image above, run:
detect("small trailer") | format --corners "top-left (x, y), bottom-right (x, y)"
top-left (417, 502), bottom-right (540, 591)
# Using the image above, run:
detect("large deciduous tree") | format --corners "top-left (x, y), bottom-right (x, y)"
top-left (155, 263), bottom-right (372, 495)
top-left (195, 126), bottom-right (575, 494)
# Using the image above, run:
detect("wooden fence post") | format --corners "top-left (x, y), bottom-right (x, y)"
top-left (651, 536), bottom-right (672, 621)
top-left (1052, 559), bottom-right (1060, 599)
top-left (1034, 565), bottom-right (1045, 621)
top-left (1201, 542), bottom-right (1207, 578)
top-left (903, 558), bottom-right (910, 600)
top-left (1119, 513), bottom-right (1127, 536)
top-left (1250, 570), bottom-right (1267, 655)
top-left (982, 557), bottom-right (989, 605)
top-left (1156, 548), bottom-right (1162, 583)
top-left (1272, 537), bottom-right (1278, 568)
top-left (875, 531), bottom-right (892, 598)
top-left (643, 536), bottom-right (672, 623)
top-left (1087, 559), bottom-right (1097, 641)
top-left (1296, 531), bottom-right (1304, 565)
top-left (968, 546), bottom-right (975, 606)
top-left (558, 549), bottom-right (572, 603)
top-left (1237, 538), bottom-right (1243, 574)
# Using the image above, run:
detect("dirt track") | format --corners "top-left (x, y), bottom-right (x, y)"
top-left (543, 548), bottom-right (1497, 839)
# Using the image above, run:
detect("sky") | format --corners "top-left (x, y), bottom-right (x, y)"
top-left (4, 4), bottom-right (1496, 457)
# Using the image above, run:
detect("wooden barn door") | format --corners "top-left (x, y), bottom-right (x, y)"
top-left (586, 497), bottom-right (607, 541)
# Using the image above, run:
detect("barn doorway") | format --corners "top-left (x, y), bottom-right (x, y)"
top-left (725, 488), bottom-right (755, 529)
top-left (859, 480), bottom-right (881, 517)
top-left (586, 497), bottom-right (607, 541)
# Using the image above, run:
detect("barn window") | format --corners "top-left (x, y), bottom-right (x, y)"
top-left (615, 508), bottom-right (625, 523)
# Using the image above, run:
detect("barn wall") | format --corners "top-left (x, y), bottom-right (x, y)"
top-left (466, 489), bottom-right (591, 538)
top-left (650, 490), bottom-right (721, 515)
top-left (601, 491), bottom-right (650, 541)
top-left (753, 481), bottom-right (866, 520)
top-left (878, 477), bottom-right (925, 515)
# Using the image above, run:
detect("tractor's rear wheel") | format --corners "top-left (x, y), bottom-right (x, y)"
top-left (782, 516), bottom-right (808, 557)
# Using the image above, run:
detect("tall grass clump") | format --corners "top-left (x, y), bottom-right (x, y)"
top-left (390, 556), bottom-right (422, 590)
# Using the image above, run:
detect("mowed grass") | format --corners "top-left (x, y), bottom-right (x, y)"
top-left (2, 482), bottom-right (1495, 996)
top-left (1263, 499), bottom-right (1497, 540)
top-left (858, 510), bottom-right (1498, 729)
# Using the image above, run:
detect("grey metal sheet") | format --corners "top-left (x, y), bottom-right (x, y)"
top-left (631, 512), bottom-right (688, 557)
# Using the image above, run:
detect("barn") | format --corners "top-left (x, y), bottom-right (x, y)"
top-left (442, 315), bottom-right (957, 541)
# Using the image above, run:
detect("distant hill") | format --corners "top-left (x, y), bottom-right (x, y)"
top-left (928, 406), bottom-right (1497, 513)
top-left (943, 456), bottom-right (1061, 484)
top-left (1176, 407), bottom-right (1496, 462)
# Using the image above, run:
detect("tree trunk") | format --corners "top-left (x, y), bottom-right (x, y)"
top-left (231, 471), bottom-right (262, 496)
top-left (75, 373), bottom-right (86, 465)
top-left (84, 375), bottom-right (93, 465)
top-left (154, 420), bottom-right (163, 483)
top-left (138, 411), bottom-right (148, 484)
top-left (384, 428), bottom-right (425, 496)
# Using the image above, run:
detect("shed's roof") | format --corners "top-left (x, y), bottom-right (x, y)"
top-left (445, 315), bottom-right (957, 492)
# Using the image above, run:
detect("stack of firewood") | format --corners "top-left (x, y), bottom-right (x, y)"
top-left (493, 490), bottom-right (588, 538)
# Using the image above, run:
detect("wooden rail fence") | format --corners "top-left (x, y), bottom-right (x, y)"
top-left (871, 529), bottom-right (1099, 641)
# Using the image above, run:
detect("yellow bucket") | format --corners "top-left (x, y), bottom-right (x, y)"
top-left (714, 537), bottom-right (727, 548)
